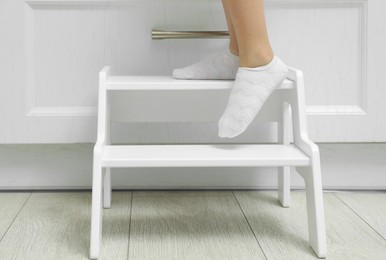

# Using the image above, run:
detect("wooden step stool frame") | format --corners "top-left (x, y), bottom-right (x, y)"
top-left (89, 66), bottom-right (327, 259)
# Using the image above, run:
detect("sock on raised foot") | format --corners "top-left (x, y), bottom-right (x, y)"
top-left (172, 49), bottom-right (239, 80)
top-left (218, 56), bottom-right (289, 138)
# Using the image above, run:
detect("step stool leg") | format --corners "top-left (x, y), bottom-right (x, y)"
top-left (90, 162), bottom-right (104, 259)
top-left (278, 166), bottom-right (290, 207)
top-left (103, 168), bottom-right (111, 209)
top-left (296, 163), bottom-right (327, 258)
top-left (278, 101), bottom-right (291, 207)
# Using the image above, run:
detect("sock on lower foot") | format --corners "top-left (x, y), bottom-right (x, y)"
top-left (218, 56), bottom-right (289, 138)
top-left (172, 49), bottom-right (239, 80)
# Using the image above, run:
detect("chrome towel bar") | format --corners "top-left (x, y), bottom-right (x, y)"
top-left (152, 29), bottom-right (229, 39)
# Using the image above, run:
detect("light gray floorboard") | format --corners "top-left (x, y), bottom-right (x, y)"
top-left (234, 191), bottom-right (386, 260)
top-left (133, 190), bottom-right (233, 197)
top-left (335, 191), bottom-right (386, 240)
top-left (129, 191), bottom-right (266, 260)
top-left (100, 191), bottom-right (132, 260)
top-left (2, 191), bottom-right (386, 260)
top-left (0, 192), bottom-right (31, 240)
top-left (0, 191), bottom-right (132, 260)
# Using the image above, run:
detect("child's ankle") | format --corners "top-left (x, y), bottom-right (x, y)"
top-left (240, 52), bottom-right (274, 67)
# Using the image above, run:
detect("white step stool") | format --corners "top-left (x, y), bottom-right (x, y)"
top-left (90, 66), bottom-right (327, 259)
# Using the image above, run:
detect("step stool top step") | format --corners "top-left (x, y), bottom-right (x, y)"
top-left (106, 76), bottom-right (295, 90)
top-left (101, 144), bottom-right (310, 167)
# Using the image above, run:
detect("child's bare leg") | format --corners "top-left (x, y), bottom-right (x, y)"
top-left (223, 0), bottom-right (274, 67)
top-left (221, 0), bottom-right (239, 56)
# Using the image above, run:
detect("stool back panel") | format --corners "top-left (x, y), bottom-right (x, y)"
top-left (109, 89), bottom-right (284, 123)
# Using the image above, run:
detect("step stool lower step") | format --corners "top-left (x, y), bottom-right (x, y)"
top-left (101, 144), bottom-right (310, 167)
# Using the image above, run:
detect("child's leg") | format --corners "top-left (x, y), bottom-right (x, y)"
top-left (221, 0), bottom-right (239, 56)
top-left (218, 0), bottom-right (288, 138)
top-left (223, 0), bottom-right (273, 67)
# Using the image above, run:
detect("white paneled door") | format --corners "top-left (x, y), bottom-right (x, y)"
top-left (1, 0), bottom-right (385, 143)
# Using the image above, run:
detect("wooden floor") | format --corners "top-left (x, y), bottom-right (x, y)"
top-left (0, 190), bottom-right (386, 260)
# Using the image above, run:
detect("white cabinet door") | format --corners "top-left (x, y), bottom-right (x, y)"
top-left (1, 0), bottom-right (385, 143)
top-left (266, 0), bottom-right (386, 142)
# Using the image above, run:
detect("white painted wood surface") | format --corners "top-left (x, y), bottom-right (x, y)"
top-left (0, 0), bottom-right (385, 143)
top-left (106, 76), bottom-right (294, 90)
top-left (101, 144), bottom-right (310, 167)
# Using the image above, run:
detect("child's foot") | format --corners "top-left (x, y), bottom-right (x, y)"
top-left (218, 56), bottom-right (289, 138)
top-left (173, 49), bottom-right (239, 80)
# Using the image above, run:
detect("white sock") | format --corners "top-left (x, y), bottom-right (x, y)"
top-left (218, 56), bottom-right (289, 138)
top-left (173, 49), bottom-right (239, 80)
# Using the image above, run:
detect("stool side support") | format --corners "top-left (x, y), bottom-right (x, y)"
top-left (95, 66), bottom-right (110, 149)
top-left (95, 66), bottom-right (113, 209)
top-left (285, 67), bottom-right (327, 258)
top-left (90, 66), bottom-right (110, 259)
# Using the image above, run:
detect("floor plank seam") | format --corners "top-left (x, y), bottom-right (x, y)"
top-left (0, 192), bottom-right (32, 243)
top-left (231, 191), bottom-right (268, 260)
top-left (333, 193), bottom-right (386, 241)
top-left (126, 191), bottom-right (134, 260)
top-left (132, 195), bottom-right (233, 198)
